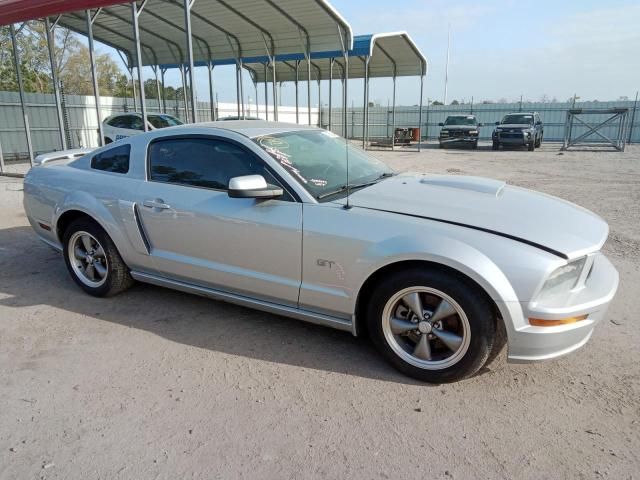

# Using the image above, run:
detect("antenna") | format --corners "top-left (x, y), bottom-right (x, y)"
top-left (344, 136), bottom-right (351, 209)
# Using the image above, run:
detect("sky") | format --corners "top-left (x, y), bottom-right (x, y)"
top-left (104, 0), bottom-right (640, 108)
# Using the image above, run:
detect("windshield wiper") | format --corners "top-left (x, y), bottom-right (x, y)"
top-left (316, 172), bottom-right (395, 200)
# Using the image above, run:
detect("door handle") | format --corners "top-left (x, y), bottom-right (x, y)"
top-left (143, 199), bottom-right (171, 210)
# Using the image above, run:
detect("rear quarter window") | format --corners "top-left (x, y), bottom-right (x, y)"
top-left (91, 144), bottom-right (130, 174)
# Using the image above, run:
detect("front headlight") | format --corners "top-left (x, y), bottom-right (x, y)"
top-left (468, 130), bottom-right (478, 134)
top-left (540, 257), bottom-right (587, 297)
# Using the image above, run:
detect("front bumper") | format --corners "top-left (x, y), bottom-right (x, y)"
top-left (439, 136), bottom-right (478, 145)
top-left (506, 253), bottom-right (619, 363)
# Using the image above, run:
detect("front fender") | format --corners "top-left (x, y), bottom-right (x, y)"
top-left (356, 233), bottom-right (525, 341)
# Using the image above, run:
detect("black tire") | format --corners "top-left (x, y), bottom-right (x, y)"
top-left (366, 268), bottom-right (497, 383)
top-left (62, 218), bottom-right (134, 297)
top-left (439, 143), bottom-right (444, 149)
top-left (104, 137), bottom-right (113, 144)
top-left (535, 134), bottom-right (543, 148)
top-left (492, 141), bottom-right (499, 150)
top-left (528, 141), bottom-right (535, 151)
top-left (472, 141), bottom-right (478, 150)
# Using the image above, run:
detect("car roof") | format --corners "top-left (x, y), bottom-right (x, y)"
top-left (169, 120), bottom-right (319, 139)
top-left (446, 114), bottom-right (476, 117)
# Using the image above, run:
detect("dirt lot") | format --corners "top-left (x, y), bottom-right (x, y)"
top-left (1, 142), bottom-right (639, 479)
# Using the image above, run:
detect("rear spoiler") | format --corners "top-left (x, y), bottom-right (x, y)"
top-left (34, 147), bottom-right (96, 167)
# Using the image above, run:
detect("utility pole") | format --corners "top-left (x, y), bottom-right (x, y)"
top-left (444, 24), bottom-right (450, 105)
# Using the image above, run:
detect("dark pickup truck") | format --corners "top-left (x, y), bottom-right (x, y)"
top-left (438, 115), bottom-right (482, 149)
top-left (492, 112), bottom-right (543, 151)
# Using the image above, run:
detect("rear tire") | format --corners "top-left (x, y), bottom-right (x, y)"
top-left (62, 218), bottom-right (134, 297)
top-left (104, 137), bottom-right (113, 144)
top-left (366, 268), bottom-right (497, 383)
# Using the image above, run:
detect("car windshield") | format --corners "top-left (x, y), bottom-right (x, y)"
top-left (501, 114), bottom-right (534, 125)
top-left (147, 114), bottom-right (184, 128)
top-left (444, 116), bottom-right (477, 126)
top-left (255, 130), bottom-right (393, 201)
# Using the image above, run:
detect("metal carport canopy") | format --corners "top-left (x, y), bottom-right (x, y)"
top-left (0, 0), bottom-right (353, 67)
top-left (242, 33), bottom-right (427, 83)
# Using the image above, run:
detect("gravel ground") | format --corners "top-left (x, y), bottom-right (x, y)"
top-left (1, 142), bottom-right (639, 479)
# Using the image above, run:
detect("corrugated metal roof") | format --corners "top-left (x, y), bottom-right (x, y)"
top-left (243, 32), bottom-right (427, 82)
top-left (46, 0), bottom-right (353, 68)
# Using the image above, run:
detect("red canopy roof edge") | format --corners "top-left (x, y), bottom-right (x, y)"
top-left (0, 0), bottom-right (129, 26)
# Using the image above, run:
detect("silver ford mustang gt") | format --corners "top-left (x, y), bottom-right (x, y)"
top-left (23, 121), bottom-right (619, 383)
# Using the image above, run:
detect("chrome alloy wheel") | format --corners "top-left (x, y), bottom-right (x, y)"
top-left (381, 287), bottom-right (471, 370)
top-left (67, 231), bottom-right (108, 288)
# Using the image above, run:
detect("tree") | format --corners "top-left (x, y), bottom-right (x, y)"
top-left (450, 99), bottom-right (459, 105)
top-left (1, 21), bottom-right (128, 97)
top-left (431, 100), bottom-right (443, 106)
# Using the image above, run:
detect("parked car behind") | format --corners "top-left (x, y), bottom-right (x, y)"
top-left (492, 112), bottom-right (543, 151)
top-left (438, 115), bottom-right (482, 149)
top-left (102, 113), bottom-right (183, 144)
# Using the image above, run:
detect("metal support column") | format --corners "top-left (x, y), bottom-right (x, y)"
top-left (235, 63), bottom-right (241, 116)
top-left (418, 73), bottom-right (424, 152)
top-left (391, 74), bottom-right (396, 150)
top-left (180, 65), bottom-right (188, 120)
top-left (306, 56), bottom-right (312, 125)
top-left (129, 68), bottom-right (138, 111)
top-left (160, 67), bottom-right (167, 113)
top-left (343, 57), bottom-right (349, 138)
top-left (271, 61), bottom-right (278, 121)
top-left (131, 2), bottom-right (148, 131)
top-left (328, 59), bottom-right (333, 131)
top-left (45, 17), bottom-right (67, 151)
top-left (263, 63), bottom-right (269, 121)
top-left (362, 57), bottom-right (369, 149)
top-left (239, 59), bottom-right (245, 117)
top-left (629, 91), bottom-right (638, 144)
top-left (295, 60), bottom-right (300, 124)
top-left (184, 0), bottom-right (197, 123)
top-left (317, 80), bottom-right (321, 127)
top-left (208, 63), bottom-right (215, 120)
top-left (86, 10), bottom-right (105, 145)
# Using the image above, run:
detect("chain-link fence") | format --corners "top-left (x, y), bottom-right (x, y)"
top-left (321, 100), bottom-right (639, 145)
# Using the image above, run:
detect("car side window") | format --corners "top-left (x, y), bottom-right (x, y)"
top-left (129, 115), bottom-right (144, 131)
top-left (148, 137), bottom-right (288, 196)
top-left (91, 144), bottom-right (130, 174)
top-left (108, 116), bottom-right (126, 128)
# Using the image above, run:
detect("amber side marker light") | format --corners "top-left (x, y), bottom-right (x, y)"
top-left (529, 315), bottom-right (588, 327)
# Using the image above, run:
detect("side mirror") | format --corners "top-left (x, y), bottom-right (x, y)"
top-left (228, 175), bottom-right (283, 199)
top-left (478, 123), bottom-right (484, 127)
top-left (495, 121), bottom-right (500, 125)
top-left (438, 122), bottom-right (444, 126)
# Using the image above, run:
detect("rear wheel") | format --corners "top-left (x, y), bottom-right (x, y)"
top-left (63, 218), bottom-right (134, 297)
top-left (104, 137), bottom-right (113, 144)
top-left (535, 134), bottom-right (543, 148)
top-left (367, 268), bottom-right (497, 383)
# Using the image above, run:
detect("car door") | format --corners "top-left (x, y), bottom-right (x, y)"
top-left (136, 135), bottom-right (302, 306)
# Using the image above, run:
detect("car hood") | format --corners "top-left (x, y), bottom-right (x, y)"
top-left (340, 174), bottom-right (608, 259)
top-left (495, 124), bottom-right (533, 129)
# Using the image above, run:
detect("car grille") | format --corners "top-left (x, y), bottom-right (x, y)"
top-left (500, 131), bottom-right (523, 139)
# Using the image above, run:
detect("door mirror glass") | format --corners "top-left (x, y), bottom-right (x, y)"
top-left (478, 123), bottom-right (484, 127)
top-left (228, 175), bottom-right (283, 199)
top-left (495, 121), bottom-right (500, 125)
top-left (438, 122), bottom-right (444, 127)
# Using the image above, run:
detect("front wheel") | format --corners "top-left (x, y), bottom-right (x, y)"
top-left (63, 218), bottom-right (134, 297)
top-left (528, 141), bottom-right (535, 151)
top-left (367, 269), bottom-right (497, 383)
top-left (492, 141), bottom-right (499, 150)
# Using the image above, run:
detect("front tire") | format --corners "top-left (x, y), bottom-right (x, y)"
top-left (492, 141), bottom-right (499, 150)
top-left (528, 141), bottom-right (535, 151)
top-left (367, 268), bottom-right (497, 383)
top-left (63, 218), bottom-right (134, 297)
